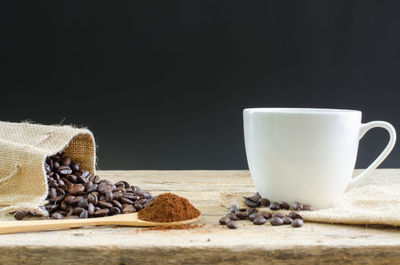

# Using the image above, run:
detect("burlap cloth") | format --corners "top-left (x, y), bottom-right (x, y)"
top-left (0, 121), bottom-right (95, 217)
top-left (221, 171), bottom-right (400, 226)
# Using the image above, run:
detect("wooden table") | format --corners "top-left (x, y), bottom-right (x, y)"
top-left (1, 169), bottom-right (400, 264)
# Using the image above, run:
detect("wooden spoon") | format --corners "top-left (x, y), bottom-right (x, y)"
top-left (0, 213), bottom-right (199, 234)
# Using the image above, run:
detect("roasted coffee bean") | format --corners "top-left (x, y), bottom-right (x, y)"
top-left (292, 202), bottom-right (303, 211)
top-left (272, 213), bottom-right (285, 219)
top-left (246, 195), bottom-right (261, 204)
top-left (53, 161), bottom-right (60, 169)
top-left (226, 213), bottom-right (238, 221)
top-left (246, 208), bottom-right (257, 217)
top-left (64, 195), bottom-right (75, 204)
top-left (49, 187), bottom-right (57, 198)
top-left (48, 179), bottom-right (58, 188)
top-left (69, 184), bottom-right (85, 195)
top-left (93, 209), bottom-right (109, 217)
top-left (219, 216), bottom-right (231, 225)
top-left (260, 198), bottom-right (270, 207)
top-left (93, 175), bottom-right (101, 184)
top-left (97, 182), bottom-right (108, 193)
top-left (115, 181), bottom-right (126, 188)
top-left (87, 193), bottom-right (98, 205)
top-left (49, 195), bottom-right (64, 204)
top-left (291, 219), bottom-right (304, 227)
top-left (73, 207), bottom-right (85, 215)
top-left (244, 196), bottom-right (260, 207)
top-left (109, 207), bottom-right (122, 215)
top-left (112, 200), bottom-right (123, 209)
top-left (58, 165), bottom-right (72, 175)
top-left (105, 191), bottom-right (113, 202)
top-left (14, 210), bottom-right (29, 220)
top-left (122, 205), bottom-right (136, 213)
top-left (270, 217), bottom-right (284, 226)
top-left (52, 212), bottom-right (64, 219)
top-left (303, 205), bottom-right (314, 211)
top-left (120, 197), bottom-right (134, 204)
top-left (259, 211), bottom-right (271, 219)
top-left (282, 216), bottom-right (293, 225)
top-left (253, 215), bottom-right (267, 225)
top-left (56, 187), bottom-right (65, 195)
top-left (88, 203), bottom-right (95, 216)
top-left (133, 202), bottom-right (143, 211)
top-left (45, 163), bottom-right (51, 173)
top-left (122, 193), bottom-right (137, 200)
top-left (244, 198), bottom-right (258, 208)
top-left (77, 175), bottom-right (88, 184)
top-left (279, 202), bottom-right (290, 210)
top-left (99, 195), bottom-right (106, 201)
top-left (70, 162), bottom-right (80, 171)
top-left (77, 199), bottom-right (89, 209)
top-left (67, 207), bottom-right (74, 216)
top-left (137, 198), bottom-right (147, 205)
top-left (60, 200), bottom-right (68, 211)
top-left (67, 174), bottom-right (78, 183)
top-left (87, 184), bottom-right (98, 193)
top-left (85, 181), bottom-right (92, 192)
top-left (62, 157), bottom-right (71, 166)
top-left (226, 220), bottom-right (239, 229)
top-left (80, 210), bottom-right (88, 218)
top-left (249, 212), bottom-right (259, 221)
top-left (81, 171), bottom-right (90, 179)
top-left (45, 204), bottom-right (58, 213)
top-left (269, 202), bottom-right (281, 210)
top-left (235, 211), bottom-right (247, 220)
top-left (53, 173), bottom-right (61, 181)
top-left (98, 201), bottom-right (113, 209)
top-left (112, 191), bottom-right (122, 200)
top-left (70, 196), bottom-right (83, 205)
top-left (288, 211), bottom-right (303, 220)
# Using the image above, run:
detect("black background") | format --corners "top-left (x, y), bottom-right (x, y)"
top-left (1, 1), bottom-right (399, 169)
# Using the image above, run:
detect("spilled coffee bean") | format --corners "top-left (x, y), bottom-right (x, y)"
top-left (292, 202), bottom-right (303, 211)
top-left (291, 219), bottom-right (304, 227)
top-left (219, 192), bottom-right (309, 229)
top-left (270, 217), bottom-right (284, 226)
top-left (269, 202), bottom-right (281, 210)
top-left (226, 220), bottom-right (239, 229)
top-left (253, 215), bottom-right (267, 225)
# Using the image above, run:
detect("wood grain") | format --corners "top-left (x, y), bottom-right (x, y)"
top-left (0, 169), bottom-right (400, 264)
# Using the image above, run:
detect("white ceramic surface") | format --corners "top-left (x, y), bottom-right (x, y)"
top-left (243, 108), bottom-right (396, 209)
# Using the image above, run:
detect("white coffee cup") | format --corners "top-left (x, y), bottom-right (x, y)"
top-left (243, 108), bottom-right (396, 209)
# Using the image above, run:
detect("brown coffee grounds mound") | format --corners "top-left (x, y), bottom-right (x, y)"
top-left (138, 193), bottom-right (201, 222)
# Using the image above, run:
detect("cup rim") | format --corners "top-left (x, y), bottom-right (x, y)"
top-left (243, 108), bottom-right (361, 114)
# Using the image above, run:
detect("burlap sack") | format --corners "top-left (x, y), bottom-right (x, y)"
top-left (0, 121), bottom-right (95, 216)
top-left (221, 170), bottom-right (400, 226)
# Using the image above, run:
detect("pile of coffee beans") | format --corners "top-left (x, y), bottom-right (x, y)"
top-left (14, 152), bottom-right (154, 220)
top-left (244, 193), bottom-right (314, 212)
top-left (219, 192), bottom-right (311, 229)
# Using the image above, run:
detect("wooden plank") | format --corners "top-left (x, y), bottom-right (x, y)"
top-left (0, 169), bottom-right (400, 264)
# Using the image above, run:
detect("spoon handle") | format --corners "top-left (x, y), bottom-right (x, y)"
top-left (0, 214), bottom-right (140, 234)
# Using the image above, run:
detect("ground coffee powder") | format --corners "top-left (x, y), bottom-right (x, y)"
top-left (138, 193), bottom-right (200, 222)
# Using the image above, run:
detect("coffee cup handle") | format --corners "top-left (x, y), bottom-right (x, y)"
top-left (346, 121), bottom-right (396, 191)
